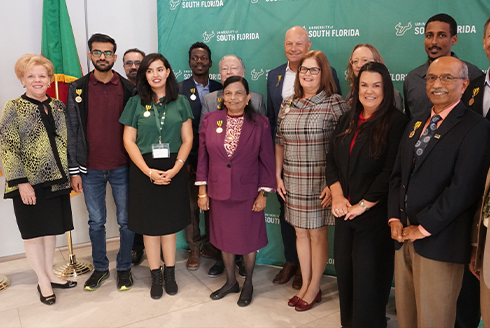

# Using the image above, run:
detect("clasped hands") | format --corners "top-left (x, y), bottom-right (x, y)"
top-left (149, 168), bottom-right (177, 185)
top-left (390, 221), bottom-right (426, 242)
top-left (331, 195), bottom-right (368, 220)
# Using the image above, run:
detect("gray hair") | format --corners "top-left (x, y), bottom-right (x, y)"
top-left (219, 54), bottom-right (245, 72)
top-left (459, 61), bottom-right (468, 79)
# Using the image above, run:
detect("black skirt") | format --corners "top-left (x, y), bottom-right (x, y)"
top-left (12, 188), bottom-right (73, 240)
top-left (128, 153), bottom-right (190, 236)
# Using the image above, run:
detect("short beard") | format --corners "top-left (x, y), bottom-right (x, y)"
top-left (92, 59), bottom-right (115, 73)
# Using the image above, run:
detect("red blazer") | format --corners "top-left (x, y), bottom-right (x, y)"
top-left (196, 110), bottom-right (276, 201)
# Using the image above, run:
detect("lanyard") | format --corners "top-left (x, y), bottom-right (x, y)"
top-left (152, 103), bottom-right (167, 144)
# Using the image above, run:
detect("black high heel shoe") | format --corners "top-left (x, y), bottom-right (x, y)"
top-left (51, 280), bottom-right (77, 289)
top-left (37, 285), bottom-right (56, 305)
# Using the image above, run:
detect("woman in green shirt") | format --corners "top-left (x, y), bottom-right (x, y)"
top-left (120, 53), bottom-right (193, 300)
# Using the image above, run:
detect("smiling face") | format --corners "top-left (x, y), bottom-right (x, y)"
top-left (223, 81), bottom-right (251, 114)
top-left (351, 46), bottom-right (375, 77)
top-left (189, 47), bottom-right (212, 77)
top-left (484, 22), bottom-right (490, 62)
top-left (219, 57), bottom-right (244, 84)
top-left (284, 27), bottom-right (311, 69)
top-left (358, 71), bottom-right (384, 113)
top-left (426, 57), bottom-right (469, 112)
top-left (21, 65), bottom-right (50, 101)
top-left (145, 59), bottom-right (170, 94)
top-left (298, 58), bottom-right (321, 96)
top-left (424, 21), bottom-right (457, 61)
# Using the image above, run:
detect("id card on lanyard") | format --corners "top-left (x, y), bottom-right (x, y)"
top-left (150, 103), bottom-right (170, 159)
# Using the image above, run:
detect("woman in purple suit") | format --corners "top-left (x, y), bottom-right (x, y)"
top-left (196, 76), bottom-right (275, 307)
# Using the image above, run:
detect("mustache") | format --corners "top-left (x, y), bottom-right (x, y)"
top-left (430, 88), bottom-right (448, 94)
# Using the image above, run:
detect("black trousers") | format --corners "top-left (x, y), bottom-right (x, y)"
top-left (334, 208), bottom-right (394, 328)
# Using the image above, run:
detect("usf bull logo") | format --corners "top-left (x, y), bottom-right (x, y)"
top-left (203, 31), bottom-right (215, 43)
top-left (395, 22), bottom-right (412, 36)
top-left (173, 70), bottom-right (182, 79)
top-left (251, 69), bottom-right (264, 81)
top-left (169, 0), bottom-right (181, 10)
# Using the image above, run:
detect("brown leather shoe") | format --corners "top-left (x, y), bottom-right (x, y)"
top-left (186, 249), bottom-right (200, 271)
top-left (273, 263), bottom-right (298, 284)
top-left (292, 266), bottom-right (302, 290)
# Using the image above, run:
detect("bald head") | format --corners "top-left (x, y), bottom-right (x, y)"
top-left (426, 56), bottom-right (469, 113)
top-left (284, 26), bottom-right (312, 71)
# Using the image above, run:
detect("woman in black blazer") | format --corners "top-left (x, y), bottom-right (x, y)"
top-left (325, 62), bottom-right (408, 328)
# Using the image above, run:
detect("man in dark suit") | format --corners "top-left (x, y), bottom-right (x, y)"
top-left (178, 42), bottom-right (222, 271)
top-left (266, 26), bottom-right (341, 289)
top-left (389, 56), bottom-right (490, 328)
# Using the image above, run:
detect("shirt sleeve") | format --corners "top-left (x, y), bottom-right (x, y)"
top-left (119, 95), bottom-right (140, 128)
top-left (179, 95), bottom-right (194, 122)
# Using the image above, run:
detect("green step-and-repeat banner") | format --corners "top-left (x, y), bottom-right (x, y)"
top-left (157, 0), bottom-right (490, 274)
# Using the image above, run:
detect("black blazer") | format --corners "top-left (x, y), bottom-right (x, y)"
top-left (326, 109), bottom-right (408, 212)
top-left (462, 74), bottom-right (490, 119)
top-left (388, 101), bottom-right (490, 264)
top-left (178, 78), bottom-right (222, 168)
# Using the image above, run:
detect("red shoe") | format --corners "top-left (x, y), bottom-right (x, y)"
top-left (294, 290), bottom-right (321, 311)
top-left (288, 295), bottom-right (301, 307)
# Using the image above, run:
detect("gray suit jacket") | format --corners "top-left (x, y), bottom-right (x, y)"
top-left (200, 89), bottom-right (266, 131)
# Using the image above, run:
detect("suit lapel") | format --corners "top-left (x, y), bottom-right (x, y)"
top-left (403, 116), bottom-right (428, 176)
top-left (348, 132), bottom-right (368, 178)
top-left (413, 103), bottom-right (464, 171)
top-left (233, 117), bottom-right (254, 159)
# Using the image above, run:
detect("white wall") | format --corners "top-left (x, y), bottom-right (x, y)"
top-left (0, 0), bottom-right (158, 257)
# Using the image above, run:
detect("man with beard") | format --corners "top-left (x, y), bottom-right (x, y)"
top-left (66, 33), bottom-right (136, 292)
top-left (122, 48), bottom-right (145, 85)
top-left (122, 48), bottom-right (147, 267)
top-left (404, 13), bottom-right (484, 120)
top-left (178, 42), bottom-right (222, 271)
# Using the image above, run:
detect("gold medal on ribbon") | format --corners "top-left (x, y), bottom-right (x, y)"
top-left (217, 97), bottom-right (223, 109)
top-left (276, 75), bottom-right (283, 87)
top-left (409, 121), bottom-right (423, 138)
top-left (409, 131), bottom-right (415, 138)
top-left (144, 105), bottom-right (151, 117)
top-left (75, 89), bottom-right (82, 103)
top-left (469, 87), bottom-right (479, 106)
top-left (216, 120), bottom-right (223, 133)
top-left (190, 88), bottom-right (197, 101)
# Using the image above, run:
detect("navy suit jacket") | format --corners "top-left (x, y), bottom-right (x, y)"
top-left (388, 101), bottom-right (490, 264)
top-left (178, 78), bottom-right (222, 168)
top-left (196, 110), bottom-right (275, 200)
top-left (266, 63), bottom-right (342, 140)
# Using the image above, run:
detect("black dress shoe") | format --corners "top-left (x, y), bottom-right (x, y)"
top-left (51, 280), bottom-right (77, 289)
top-left (131, 249), bottom-right (144, 266)
top-left (210, 281), bottom-right (240, 300)
top-left (37, 285), bottom-right (56, 305)
top-left (208, 260), bottom-right (225, 277)
top-left (237, 286), bottom-right (253, 307)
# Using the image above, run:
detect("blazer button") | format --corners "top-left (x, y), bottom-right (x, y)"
top-left (400, 208), bottom-right (404, 212)
top-left (227, 164), bottom-right (231, 168)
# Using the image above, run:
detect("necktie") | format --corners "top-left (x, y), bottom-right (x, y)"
top-left (413, 115), bottom-right (442, 163)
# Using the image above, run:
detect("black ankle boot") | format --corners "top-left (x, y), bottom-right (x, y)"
top-left (164, 265), bottom-right (178, 295)
top-left (150, 267), bottom-right (163, 300)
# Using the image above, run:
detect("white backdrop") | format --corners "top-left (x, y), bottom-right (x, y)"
top-left (0, 0), bottom-right (158, 257)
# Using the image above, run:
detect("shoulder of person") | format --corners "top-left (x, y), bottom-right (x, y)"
top-left (268, 63), bottom-right (287, 76)
top-left (405, 62), bottom-right (428, 79)
top-left (69, 74), bottom-right (90, 89)
top-left (203, 90), bottom-right (219, 101)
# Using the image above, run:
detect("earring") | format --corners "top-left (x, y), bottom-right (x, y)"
top-left (246, 102), bottom-right (249, 105)
top-left (22, 85), bottom-right (25, 88)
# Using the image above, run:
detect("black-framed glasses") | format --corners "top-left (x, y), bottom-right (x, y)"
top-left (426, 74), bottom-right (465, 84)
top-left (298, 66), bottom-right (321, 75)
top-left (124, 61), bottom-right (141, 67)
top-left (191, 56), bottom-right (209, 62)
top-left (91, 50), bottom-right (114, 58)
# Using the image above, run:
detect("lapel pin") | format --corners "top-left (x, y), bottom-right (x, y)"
top-left (276, 75), bottom-right (282, 87)
top-left (216, 120), bottom-right (223, 133)
top-left (75, 89), bottom-right (82, 103)
top-left (144, 105), bottom-right (151, 117)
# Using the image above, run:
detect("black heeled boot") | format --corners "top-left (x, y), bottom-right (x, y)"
top-left (164, 265), bottom-right (178, 295)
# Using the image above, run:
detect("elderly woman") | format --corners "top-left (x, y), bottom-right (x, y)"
top-left (326, 62), bottom-right (408, 328)
top-left (0, 54), bottom-right (76, 305)
top-left (345, 44), bottom-right (403, 111)
top-left (276, 50), bottom-right (347, 311)
top-left (120, 53), bottom-right (193, 300)
top-left (196, 76), bottom-right (275, 307)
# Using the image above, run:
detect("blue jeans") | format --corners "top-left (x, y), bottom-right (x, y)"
top-left (81, 165), bottom-right (134, 271)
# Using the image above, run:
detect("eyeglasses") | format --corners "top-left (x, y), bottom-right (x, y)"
top-left (91, 50), bottom-right (114, 58)
top-left (426, 74), bottom-right (465, 84)
top-left (191, 56), bottom-right (209, 62)
top-left (124, 61), bottom-right (141, 67)
top-left (350, 58), bottom-right (374, 66)
top-left (298, 66), bottom-right (321, 75)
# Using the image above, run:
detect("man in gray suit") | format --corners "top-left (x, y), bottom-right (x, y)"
top-left (200, 54), bottom-right (266, 129)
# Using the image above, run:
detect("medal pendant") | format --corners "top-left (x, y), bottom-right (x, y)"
top-left (75, 96), bottom-right (82, 103)
top-left (190, 94), bottom-right (197, 101)
top-left (469, 98), bottom-right (475, 106)
top-left (216, 127), bottom-right (223, 133)
top-left (144, 111), bottom-right (151, 117)
top-left (409, 130), bottom-right (415, 138)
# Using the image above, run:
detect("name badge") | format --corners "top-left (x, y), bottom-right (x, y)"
top-left (152, 143), bottom-right (170, 159)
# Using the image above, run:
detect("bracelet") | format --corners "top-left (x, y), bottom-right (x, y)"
top-left (359, 200), bottom-right (369, 211)
top-left (197, 194), bottom-right (208, 198)
top-left (176, 158), bottom-right (185, 164)
top-left (149, 169), bottom-right (153, 182)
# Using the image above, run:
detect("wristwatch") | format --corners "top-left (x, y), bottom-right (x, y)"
top-left (359, 200), bottom-right (369, 211)
top-left (260, 191), bottom-right (269, 198)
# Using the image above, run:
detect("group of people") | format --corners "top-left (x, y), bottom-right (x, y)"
top-left (1, 11), bottom-right (490, 328)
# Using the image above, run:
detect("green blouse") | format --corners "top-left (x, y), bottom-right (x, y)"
top-left (120, 94), bottom-right (193, 154)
